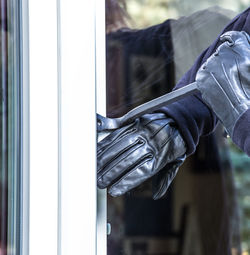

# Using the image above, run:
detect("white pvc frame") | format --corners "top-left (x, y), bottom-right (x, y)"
top-left (96, 0), bottom-right (107, 255)
top-left (58, 0), bottom-right (97, 254)
top-left (28, 0), bottom-right (99, 254)
top-left (29, 0), bottom-right (58, 254)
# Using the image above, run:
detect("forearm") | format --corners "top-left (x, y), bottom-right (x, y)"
top-left (160, 8), bottom-right (250, 155)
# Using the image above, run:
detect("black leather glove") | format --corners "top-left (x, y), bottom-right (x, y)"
top-left (196, 31), bottom-right (250, 137)
top-left (97, 113), bottom-right (186, 199)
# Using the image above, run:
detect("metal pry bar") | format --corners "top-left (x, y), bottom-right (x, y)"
top-left (97, 82), bottom-right (199, 132)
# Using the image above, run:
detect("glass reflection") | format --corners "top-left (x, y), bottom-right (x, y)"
top-left (102, 1), bottom-right (250, 255)
top-left (0, 1), bottom-right (22, 254)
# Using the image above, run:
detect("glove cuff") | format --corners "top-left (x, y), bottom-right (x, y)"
top-left (232, 109), bottom-right (250, 156)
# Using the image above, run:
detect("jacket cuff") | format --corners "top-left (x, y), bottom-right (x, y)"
top-left (158, 94), bottom-right (217, 156)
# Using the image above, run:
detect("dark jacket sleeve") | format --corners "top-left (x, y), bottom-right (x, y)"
top-left (160, 7), bottom-right (250, 155)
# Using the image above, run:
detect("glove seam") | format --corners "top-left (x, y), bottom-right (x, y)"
top-left (98, 126), bottom-right (137, 157)
top-left (150, 121), bottom-right (171, 138)
top-left (97, 138), bottom-right (145, 176)
top-left (97, 139), bottom-right (145, 180)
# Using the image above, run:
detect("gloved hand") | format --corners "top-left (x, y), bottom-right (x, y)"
top-left (97, 113), bottom-right (186, 199)
top-left (196, 31), bottom-right (250, 137)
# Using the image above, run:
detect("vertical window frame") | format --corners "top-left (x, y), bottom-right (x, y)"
top-left (28, 0), bottom-right (58, 254)
top-left (58, 0), bottom-right (97, 254)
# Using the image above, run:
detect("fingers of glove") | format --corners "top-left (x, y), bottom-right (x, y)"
top-left (152, 155), bottom-right (186, 200)
top-left (107, 156), bottom-right (155, 197)
top-left (220, 31), bottom-right (250, 48)
top-left (106, 127), bottom-right (185, 196)
top-left (201, 43), bottom-right (232, 72)
top-left (97, 133), bottom-right (140, 172)
top-left (97, 141), bottom-right (153, 189)
top-left (217, 32), bottom-right (250, 65)
top-left (198, 49), bottom-right (248, 110)
top-left (220, 31), bottom-right (237, 47)
top-left (198, 52), bottom-right (242, 101)
top-left (202, 32), bottom-right (249, 72)
top-left (97, 121), bottom-right (136, 155)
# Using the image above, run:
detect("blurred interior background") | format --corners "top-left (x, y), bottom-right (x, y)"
top-left (104, 1), bottom-right (250, 254)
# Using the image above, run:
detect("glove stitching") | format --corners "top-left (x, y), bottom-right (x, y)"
top-left (209, 71), bottom-right (240, 114)
top-left (150, 121), bottom-right (170, 138)
top-left (97, 127), bottom-right (137, 157)
top-left (159, 135), bottom-right (186, 165)
top-left (159, 135), bottom-right (172, 150)
top-left (97, 138), bottom-right (145, 178)
top-left (221, 61), bottom-right (242, 105)
top-left (235, 56), bottom-right (250, 99)
top-left (97, 121), bottom-right (137, 155)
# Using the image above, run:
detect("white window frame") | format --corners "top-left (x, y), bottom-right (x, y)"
top-left (28, 0), bottom-right (100, 254)
top-left (28, 0), bottom-right (59, 254)
top-left (58, 0), bottom-right (97, 254)
top-left (96, 0), bottom-right (107, 254)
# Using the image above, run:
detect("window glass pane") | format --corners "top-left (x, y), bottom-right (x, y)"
top-left (101, 1), bottom-right (250, 254)
top-left (0, 1), bottom-right (22, 254)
